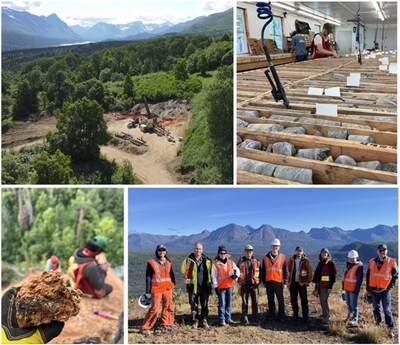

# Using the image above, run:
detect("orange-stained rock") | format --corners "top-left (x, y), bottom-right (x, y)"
top-left (15, 271), bottom-right (81, 328)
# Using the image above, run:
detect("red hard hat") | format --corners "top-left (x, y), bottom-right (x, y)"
top-left (50, 255), bottom-right (58, 264)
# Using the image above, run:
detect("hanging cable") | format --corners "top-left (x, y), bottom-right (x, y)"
top-left (256, 2), bottom-right (289, 108)
top-left (355, 2), bottom-right (361, 64)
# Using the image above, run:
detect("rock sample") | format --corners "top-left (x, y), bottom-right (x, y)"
top-left (248, 124), bottom-right (284, 131)
top-left (352, 178), bottom-right (391, 185)
top-left (347, 135), bottom-right (375, 143)
top-left (239, 139), bottom-right (262, 150)
top-left (237, 157), bottom-right (276, 177)
top-left (335, 155), bottom-right (357, 166)
top-left (381, 163), bottom-right (397, 173)
top-left (237, 135), bottom-right (243, 145)
top-left (237, 110), bottom-right (260, 118)
top-left (356, 161), bottom-right (382, 170)
top-left (328, 129), bottom-right (347, 139)
top-left (270, 115), bottom-right (299, 122)
top-left (296, 148), bottom-right (330, 161)
top-left (273, 166), bottom-right (313, 184)
top-left (283, 126), bottom-right (306, 134)
top-left (237, 119), bottom-right (249, 127)
top-left (272, 142), bottom-right (296, 156)
top-left (15, 271), bottom-right (81, 328)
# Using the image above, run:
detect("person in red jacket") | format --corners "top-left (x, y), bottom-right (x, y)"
top-left (287, 247), bottom-right (312, 323)
top-left (311, 23), bottom-right (338, 59)
top-left (140, 244), bottom-right (176, 336)
top-left (237, 244), bottom-right (260, 324)
top-left (312, 248), bottom-right (337, 322)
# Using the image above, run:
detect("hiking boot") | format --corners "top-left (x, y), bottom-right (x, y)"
top-left (242, 316), bottom-right (249, 325)
top-left (161, 326), bottom-right (173, 333)
top-left (139, 329), bottom-right (151, 336)
top-left (278, 315), bottom-right (286, 323)
top-left (201, 319), bottom-right (210, 329)
top-left (227, 320), bottom-right (237, 325)
top-left (302, 316), bottom-right (309, 324)
top-left (192, 320), bottom-right (199, 329)
top-left (389, 329), bottom-right (395, 338)
top-left (219, 321), bottom-right (226, 327)
top-left (348, 319), bottom-right (358, 326)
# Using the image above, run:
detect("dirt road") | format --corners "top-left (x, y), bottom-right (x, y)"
top-left (104, 118), bottom-right (183, 184)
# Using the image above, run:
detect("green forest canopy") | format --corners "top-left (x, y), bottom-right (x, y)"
top-left (2, 188), bottom-right (124, 277)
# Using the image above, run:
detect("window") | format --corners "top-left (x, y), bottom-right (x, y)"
top-left (270, 17), bottom-right (283, 50)
top-left (314, 24), bottom-right (320, 34)
top-left (237, 8), bottom-right (249, 54)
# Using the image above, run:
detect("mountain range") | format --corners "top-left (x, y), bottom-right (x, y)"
top-left (128, 223), bottom-right (398, 254)
top-left (2, 7), bottom-right (233, 51)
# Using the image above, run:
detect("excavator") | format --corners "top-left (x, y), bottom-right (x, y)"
top-left (139, 95), bottom-right (159, 133)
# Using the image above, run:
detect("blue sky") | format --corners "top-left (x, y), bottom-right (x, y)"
top-left (128, 188), bottom-right (398, 235)
top-left (3, 0), bottom-right (233, 26)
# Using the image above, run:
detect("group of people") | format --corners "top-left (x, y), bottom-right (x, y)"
top-left (291, 22), bottom-right (338, 61)
top-left (140, 240), bottom-right (398, 339)
top-left (2, 235), bottom-right (113, 344)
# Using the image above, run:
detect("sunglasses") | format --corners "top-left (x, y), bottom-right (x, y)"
top-left (378, 249), bottom-right (387, 252)
top-left (158, 249), bottom-right (166, 252)
top-left (219, 252), bottom-right (227, 255)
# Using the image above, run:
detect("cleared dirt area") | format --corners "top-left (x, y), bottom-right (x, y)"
top-left (2, 100), bottom-right (191, 184)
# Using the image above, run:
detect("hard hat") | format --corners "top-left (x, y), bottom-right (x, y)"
top-left (347, 250), bottom-right (359, 259)
top-left (271, 238), bottom-right (281, 246)
top-left (50, 255), bottom-right (58, 264)
top-left (92, 235), bottom-right (108, 252)
top-left (245, 244), bottom-right (253, 251)
top-left (138, 293), bottom-right (151, 308)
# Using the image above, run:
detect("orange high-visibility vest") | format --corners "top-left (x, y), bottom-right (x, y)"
top-left (149, 259), bottom-right (174, 293)
top-left (368, 257), bottom-right (396, 290)
top-left (264, 253), bottom-right (286, 283)
top-left (237, 258), bottom-right (260, 286)
top-left (213, 259), bottom-right (235, 288)
top-left (343, 263), bottom-right (362, 292)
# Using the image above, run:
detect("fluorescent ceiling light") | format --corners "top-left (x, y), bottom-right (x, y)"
top-left (298, 10), bottom-right (325, 21)
top-left (372, 1), bottom-right (385, 21)
top-left (273, 2), bottom-right (296, 11)
top-left (325, 19), bottom-right (341, 26)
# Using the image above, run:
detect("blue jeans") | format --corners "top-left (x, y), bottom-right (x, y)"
top-left (345, 291), bottom-right (359, 320)
top-left (218, 288), bottom-right (233, 323)
top-left (372, 289), bottom-right (394, 328)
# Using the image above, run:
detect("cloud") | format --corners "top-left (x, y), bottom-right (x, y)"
top-left (3, 1), bottom-right (41, 11)
top-left (65, 15), bottom-right (117, 27)
top-left (198, 0), bottom-right (232, 12)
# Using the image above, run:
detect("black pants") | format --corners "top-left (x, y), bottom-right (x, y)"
top-left (296, 54), bottom-right (308, 62)
top-left (240, 285), bottom-right (258, 318)
top-left (289, 282), bottom-right (309, 318)
top-left (187, 285), bottom-right (210, 321)
top-left (266, 281), bottom-right (285, 317)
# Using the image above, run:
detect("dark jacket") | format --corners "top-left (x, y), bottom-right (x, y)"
top-left (73, 248), bottom-right (106, 290)
top-left (312, 259), bottom-right (336, 289)
top-left (145, 259), bottom-right (176, 294)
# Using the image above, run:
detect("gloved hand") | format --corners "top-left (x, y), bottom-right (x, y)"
top-left (2, 287), bottom-right (64, 344)
top-left (230, 274), bottom-right (238, 280)
top-left (341, 292), bottom-right (346, 301)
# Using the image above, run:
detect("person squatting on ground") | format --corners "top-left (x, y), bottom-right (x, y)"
top-left (211, 246), bottom-right (240, 326)
top-left (260, 239), bottom-right (289, 322)
top-left (141, 244), bottom-right (176, 335)
top-left (312, 248), bottom-right (337, 322)
top-left (45, 255), bottom-right (62, 273)
top-left (342, 250), bottom-right (363, 326)
top-left (366, 244), bottom-right (398, 338)
top-left (68, 235), bottom-right (113, 298)
top-left (287, 246), bottom-right (312, 324)
top-left (181, 242), bottom-right (212, 329)
top-left (237, 244), bottom-right (260, 324)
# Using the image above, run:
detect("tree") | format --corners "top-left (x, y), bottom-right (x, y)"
top-left (184, 42), bottom-right (196, 58)
top-left (123, 73), bottom-right (134, 98)
top-left (173, 58), bottom-right (189, 81)
top-left (111, 160), bottom-right (138, 184)
top-left (51, 97), bottom-right (110, 161)
top-left (197, 53), bottom-right (208, 77)
top-left (13, 79), bottom-right (35, 119)
top-left (31, 150), bottom-right (74, 184)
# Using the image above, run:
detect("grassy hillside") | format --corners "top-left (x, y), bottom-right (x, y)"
top-left (183, 8), bottom-right (233, 36)
top-left (128, 282), bottom-right (398, 344)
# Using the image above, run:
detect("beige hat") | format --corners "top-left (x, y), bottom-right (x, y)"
top-left (244, 244), bottom-right (254, 251)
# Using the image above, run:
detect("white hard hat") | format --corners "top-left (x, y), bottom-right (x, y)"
top-left (138, 293), bottom-right (151, 308)
top-left (271, 238), bottom-right (281, 246)
top-left (347, 250), bottom-right (359, 259)
top-left (245, 244), bottom-right (254, 250)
